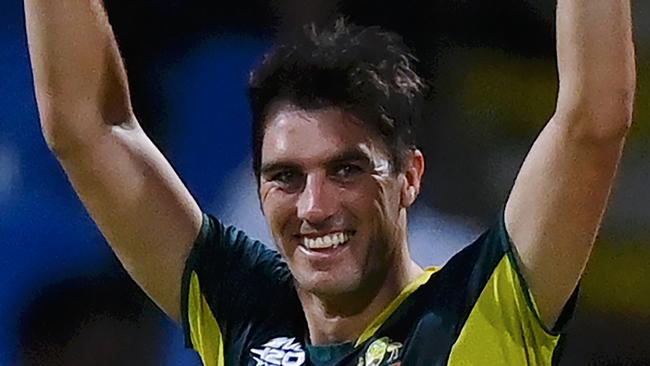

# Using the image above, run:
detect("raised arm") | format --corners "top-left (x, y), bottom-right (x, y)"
top-left (25, 0), bottom-right (202, 321)
top-left (504, 0), bottom-right (635, 328)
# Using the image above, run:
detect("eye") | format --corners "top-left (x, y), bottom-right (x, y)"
top-left (333, 164), bottom-right (363, 180)
top-left (272, 170), bottom-right (295, 183)
top-left (270, 170), bottom-right (303, 191)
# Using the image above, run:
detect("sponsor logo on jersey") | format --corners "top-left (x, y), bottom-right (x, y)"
top-left (250, 337), bottom-right (306, 366)
top-left (356, 337), bottom-right (403, 366)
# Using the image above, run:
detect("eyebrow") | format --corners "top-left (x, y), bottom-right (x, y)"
top-left (327, 149), bottom-right (371, 167)
top-left (260, 148), bottom-right (371, 177)
top-left (260, 161), bottom-right (301, 177)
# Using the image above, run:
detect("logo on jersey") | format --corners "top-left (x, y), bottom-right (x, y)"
top-left (250, 337), bottom-right (306, 366)
top-left (356, 337), bottom-right (403, 366)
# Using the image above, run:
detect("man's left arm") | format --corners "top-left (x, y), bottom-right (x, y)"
top-left (505, 0), bottom-right (636, 329)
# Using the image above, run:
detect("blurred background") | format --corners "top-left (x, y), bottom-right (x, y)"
top-left (1, 0), bottom-right (648, 364)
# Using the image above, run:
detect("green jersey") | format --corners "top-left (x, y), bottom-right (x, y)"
top-left (181, 212), bottom-right (576, 365)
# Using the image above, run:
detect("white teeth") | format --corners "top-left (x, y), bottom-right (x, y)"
top-left (303, 232), bottom-right (351, 250)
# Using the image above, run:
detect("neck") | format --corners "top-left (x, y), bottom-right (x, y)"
top-left (299, 257), bottom-right (423, 345)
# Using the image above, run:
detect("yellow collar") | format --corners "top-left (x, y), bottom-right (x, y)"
top-left (355, 267), bottom-right (440, 347)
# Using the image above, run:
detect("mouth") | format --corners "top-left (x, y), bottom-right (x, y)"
top-left (298, 231), bottom-right (355, 251)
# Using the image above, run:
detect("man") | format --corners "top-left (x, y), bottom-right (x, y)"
top-left (25, 1), bottom-right (635, 365)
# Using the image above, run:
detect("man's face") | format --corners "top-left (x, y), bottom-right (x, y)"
top-left (259, 104), bottom-right (410, 297)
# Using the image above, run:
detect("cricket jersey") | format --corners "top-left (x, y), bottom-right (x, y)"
top-left (181, 212), bottom-right (576, 366)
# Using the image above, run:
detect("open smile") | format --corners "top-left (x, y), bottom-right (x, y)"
top-left (304, 231), bottom-right (352, 249)
top-left (294, 231), bottom-right (356, 253)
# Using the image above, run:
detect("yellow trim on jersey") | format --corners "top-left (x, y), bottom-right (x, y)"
top-left (447, 256), bottom-right (559, 365)
top-left (355, 267), bottom-right (440, 347)
top-left (188, 272), bottom-right (225, 366)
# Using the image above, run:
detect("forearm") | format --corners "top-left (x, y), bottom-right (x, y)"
top-left (25, 0), bottom-right (134, 154)
top-left (555, 0), bottom-right (635, 136)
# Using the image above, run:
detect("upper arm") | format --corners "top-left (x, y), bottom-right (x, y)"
top-left (503, 0), bottom-right (635, 329)
top-left (57, 118), bottom-right (202, 322)
top-left (504, 114), bottom-right (626, 328)
top-left (25, 0), bottom-right (202, 322)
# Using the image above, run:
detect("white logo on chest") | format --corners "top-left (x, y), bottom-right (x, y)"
top-left (250, 337), bottom-right (306, 366)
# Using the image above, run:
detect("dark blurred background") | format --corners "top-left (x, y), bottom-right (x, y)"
top-left (1, 0), bottom-right (649, 364)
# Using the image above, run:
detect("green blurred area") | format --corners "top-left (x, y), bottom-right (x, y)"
top-left (584, 234), bottom-right (650, 319)
top-left (458, 49), bottom-right (650, 144)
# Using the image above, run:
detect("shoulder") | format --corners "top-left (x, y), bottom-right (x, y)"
top-left (408, 212), bottom-right (517, 330)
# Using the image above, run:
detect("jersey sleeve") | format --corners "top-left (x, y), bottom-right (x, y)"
top-left (445, 210), bottom-right (578, 366)
top-left (180, 213), bottom-right (294, 366)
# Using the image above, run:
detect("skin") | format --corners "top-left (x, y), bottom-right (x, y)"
top-left (25, 0), bottom-right (634, 351)
top-left (504, 0), bottom-right (635, 326)
top-left (259, 105), bottom-right (424, 343)
top-left (25, 0), bottom-right (202, 322)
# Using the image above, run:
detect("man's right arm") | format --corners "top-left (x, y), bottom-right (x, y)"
top-left (25, 0), bottom-right (202, 322)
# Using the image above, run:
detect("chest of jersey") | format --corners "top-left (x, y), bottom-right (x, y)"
top-left (184, 214), bottom-right (571, 366)
top-left (238, 310), bottom-right (448, 366)
top-left (243, 336), bottom-right (405, 366)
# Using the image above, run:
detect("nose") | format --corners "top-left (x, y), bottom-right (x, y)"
top-left (296, 172), bottom-right (336, 225)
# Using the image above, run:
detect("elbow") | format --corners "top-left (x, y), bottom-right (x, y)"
top-left (36, 101), bottom-right (92, 158)
top-left (39, 106), bottom-right (136, 160)
top-left (556, 89), bottom-right (635, 143)
top-left (581, 109), bottom-right (632, 143)
top-left (567, 110), bottom-right (632, 145)
top-left (39, 110), bottom-right (99, 160)
top-left (40, 120), bottom-right (86, 160)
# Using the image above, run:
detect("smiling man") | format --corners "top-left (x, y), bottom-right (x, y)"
top-left (25, 1), bottom-right (635, 365)
top-left (257, 104), bottom-right (425, 345)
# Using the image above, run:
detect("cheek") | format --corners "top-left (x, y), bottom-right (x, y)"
top-left (338, 180), bottom-right (391, 248)
top-left (365, 174), bottom-right (401, 217)
top-left (261, 188), bottom-right (295, 236)
top-left (340, 176), bottom-right (398, 224)
top-left (365, 178), bottom-right (403, 245)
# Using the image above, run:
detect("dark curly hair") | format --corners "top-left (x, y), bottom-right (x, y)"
top-left (248, 18), bottom-right (425, 184)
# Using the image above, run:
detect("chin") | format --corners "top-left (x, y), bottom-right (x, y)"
top-left (295, 270), bottom-right (363, 298)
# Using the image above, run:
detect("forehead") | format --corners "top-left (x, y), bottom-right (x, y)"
top-left (261, 105), bottom-right (387, 164)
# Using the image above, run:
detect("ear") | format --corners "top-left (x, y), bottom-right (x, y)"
top-left (399, 149), bottom-right (425, 209)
